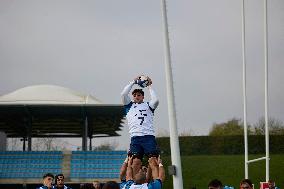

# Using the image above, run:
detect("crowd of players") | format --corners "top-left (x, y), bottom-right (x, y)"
top-left (38, 170), bottom-right (280, 189)
top-left (37, 155), bottom-right (165, 189)
top-left (38, 156), bottom-right (281, 189)
top-left (208, 178), bottom-right (280, 189)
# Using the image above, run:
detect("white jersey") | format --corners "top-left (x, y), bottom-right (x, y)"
top-left (129, 183), bottom-right (148, 189)
top-left (38, 186), bottom-right (55, 189)
top-left (121, 81), bottom-right (159, 138)
top-left (38, 185), bottom-right (70, 189)
top-left (120, 180), bottom-right (162, 189)
top-left (125, 102), bottom-right (155, 137)
top-left (121, 183), bottom-right (148, 189)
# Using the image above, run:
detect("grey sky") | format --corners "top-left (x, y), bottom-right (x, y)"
top-left (0, 0), bottom-right (283, 150)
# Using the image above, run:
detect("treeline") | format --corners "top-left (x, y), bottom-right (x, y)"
top-left (156, 135), bottom-right (284, 155)
top-left (209, 117), bottom-right (284, 136)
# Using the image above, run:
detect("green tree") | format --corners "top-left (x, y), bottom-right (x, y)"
top-left (209, 118), bottom-right (250, 136)
top-left (253, 116), bottom-right (284, 135)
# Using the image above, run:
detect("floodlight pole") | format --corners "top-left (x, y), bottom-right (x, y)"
top-left (161, 0), bottom-right (184, 189)
top-left (241, 0), bottom-right (249, 179)
top-left (264, 0), bottom-right (269, 181)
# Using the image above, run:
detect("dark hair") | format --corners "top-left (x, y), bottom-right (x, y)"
top-left (43, 173), bottom-right (54, 179)
top-left (132, 89), bottom-right (144, 96)
top-left (102, 181), bottom-right (119, 189)
top-left (240, 179), bottom-right (253, 187)
top-left (55, 173), bottom-right (64, 184)
top-left (208, 179), bottom-right (223, 188)
top-left (134, 171), bottom-right (146, 184)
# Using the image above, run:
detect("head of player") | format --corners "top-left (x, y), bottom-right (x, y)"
top-left (132, 89), bottom-right (144, 104)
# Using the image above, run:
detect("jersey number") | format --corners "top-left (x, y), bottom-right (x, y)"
top-left (135, 109), bottom-right (147, 125)
top-left (138, 117), bottom-right (144, 125)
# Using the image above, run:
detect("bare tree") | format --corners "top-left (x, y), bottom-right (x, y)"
top-left (93, 141), bottom-right (118, 151)
top-left (33, 138), bottom-right (68, 151)
top-left (7, 138), bottom-right (22, 151)
top-left (253, 117), bottom-right (284, 135)
top-left (179, 128), bottom-right (193, 136)
top-left (156, 128), bottom-right (170, 137)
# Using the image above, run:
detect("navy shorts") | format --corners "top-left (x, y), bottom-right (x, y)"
top-left (129, 135), bottom-right (160, 159)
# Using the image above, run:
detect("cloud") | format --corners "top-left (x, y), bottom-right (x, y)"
top-left (0, 0), bottom-right (283, 149)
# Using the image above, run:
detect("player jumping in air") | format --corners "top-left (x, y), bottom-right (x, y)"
top-left (121, 75), bottom-right (160, 175)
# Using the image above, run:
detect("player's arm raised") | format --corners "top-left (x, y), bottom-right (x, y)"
top-left (157, 156), bottom-right (165, 182)
top-left (147, 77), bottom-right (159, 109)
top-left (121, 76), bottom-right (139, 105)
top-left (148, 157), bottom-right (159, 180)
top-left (126, 156), bottom-right (134, 181)
top-left (119, 156), bottom-right (128, 180)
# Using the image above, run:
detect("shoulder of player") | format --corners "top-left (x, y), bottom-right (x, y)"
top-left (65, 185), bottom-right (72, 189)
top-left (38, 186), bottom-right (53, 189)
top-left (124, 101), bottom-right (133, 107)
top-left (122, 180), bottom-right (135, 189)
top-left (147, 179), bottom-right (162, 187)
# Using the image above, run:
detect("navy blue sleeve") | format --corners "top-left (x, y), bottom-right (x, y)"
top-left (121, 180), bottom-right (134, 189)
top-left (124, 102), bottom-right (133, 115)
top-left (147, 102), bottom-right (155, 113)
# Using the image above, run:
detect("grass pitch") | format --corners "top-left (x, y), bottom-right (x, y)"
top-left (161, 154), bottom-right (284, 189)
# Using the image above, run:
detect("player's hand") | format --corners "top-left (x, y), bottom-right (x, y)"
top-left (128, 155), bottom-right (133, 166)
top-left (124, 156), bottom-right (129, 164)
top-left (147, 76), bottom-right (152, 86)
top-left (148, 156), bottom-right (158, 164)
top-left (158, 155), bottom-right (162, 164)
top-left (133, 75), bottom-right (141, 84)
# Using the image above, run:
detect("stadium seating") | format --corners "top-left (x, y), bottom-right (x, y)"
top-left (0, 150), bottom-right (127, 180)
top-left (0, 151), bottom-right (62, 179)
top-left (70, 151), bottom-right (126, 179)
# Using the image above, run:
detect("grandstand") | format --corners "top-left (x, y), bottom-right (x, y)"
top-left (70, 151), bottom-right (126, 180)
top-left (0, 150), bottom-right (127, 188)
top-left (0, 85), bottom-right (127, 188)
top-left (0, 151), bottom-right (62, 180)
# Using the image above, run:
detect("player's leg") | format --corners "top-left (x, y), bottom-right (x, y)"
top-left (142, 136), bottom-right (160, 182)
top-left (142, 135), bottom-right (160, 159)
top-left (129, 137), bottom-right (144, 176)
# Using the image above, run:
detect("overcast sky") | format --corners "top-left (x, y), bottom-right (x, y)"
top-left (0, 0), bottom-right (283, 150)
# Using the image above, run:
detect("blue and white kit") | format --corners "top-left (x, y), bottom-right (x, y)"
top-left (121, 81), bottom-right (159, 138)
top-left (120, 179), bottom-right (162, 189)
top-left (121, 80), bottom-right (159, 157)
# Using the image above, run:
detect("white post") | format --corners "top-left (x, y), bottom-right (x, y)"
top-left (160, 0), bottom-right (184, 188)
top-left (264, 0), bottom-right (269, 182)
top-left (241, 0), bottom-right (249, 179)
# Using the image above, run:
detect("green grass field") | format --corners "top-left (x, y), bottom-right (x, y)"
top-left (161, 154), bottom-right (284, 189)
